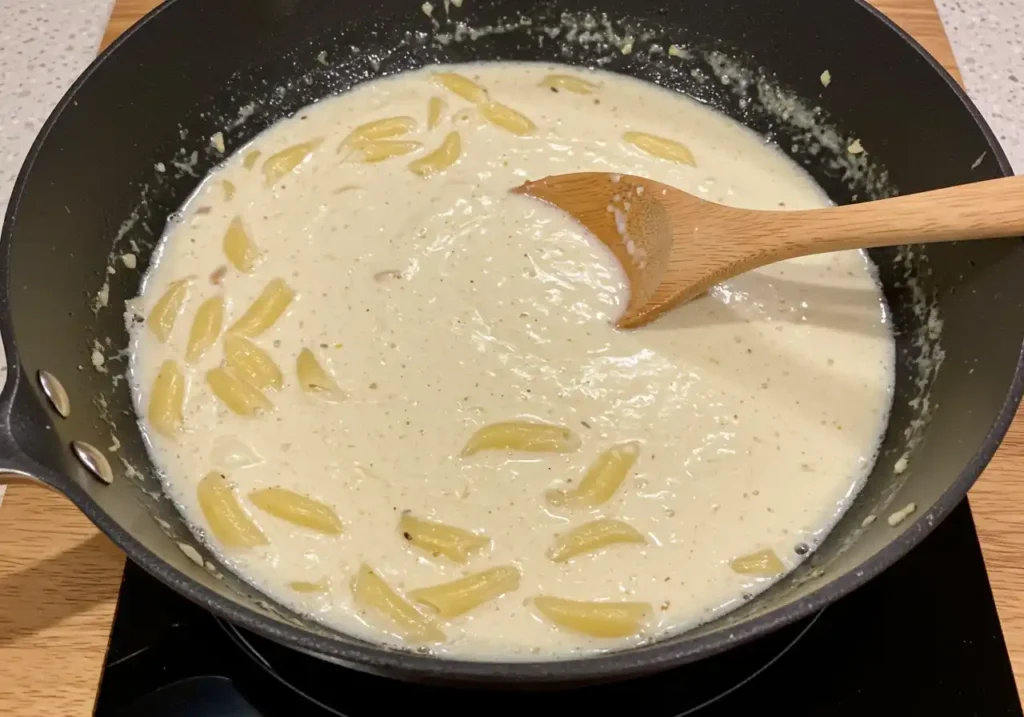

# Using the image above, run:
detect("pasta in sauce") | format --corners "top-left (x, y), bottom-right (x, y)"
top-left (127, 63), bottom-right (894, 659)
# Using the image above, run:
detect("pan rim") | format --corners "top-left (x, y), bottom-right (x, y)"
top-left (0, 0), bottom-right (1020, 683)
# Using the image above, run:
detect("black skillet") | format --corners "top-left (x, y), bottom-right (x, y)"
top-left (1, 0), bottom-right (1021, 686)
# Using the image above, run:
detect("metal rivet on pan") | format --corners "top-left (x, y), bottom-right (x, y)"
top-left (38, 370), bottom-right (70, 418)
top-left (71, 441), bottom-right (113, 485)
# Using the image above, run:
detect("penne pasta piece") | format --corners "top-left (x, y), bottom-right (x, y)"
top-left (148, 278), bottom-right (190, 342)
top-left (408, 131), bottom-right (461, 177)
top-left (426, 96), bottom-right (445, 129)
top-left (355, 140), bottom-right (422, 163)
top-left (730, 548), bottom-right (785, 577)
top-left (547, 518), bottom-right (646, 563)
top-left (409, 566), bottom-right (521, 617)
top-left (533, 596), bottom-right (650, 638)
top-left (223, 217), bottom-right (260, 273)
top-left (432, 72), bottom-right (488, 103)
top-left (539, 74), bottom-right (599, 94)
top-left (206, 366), bottom-right (273, 415)
top-left (546, 440), bottom-right (641, 507)
top-left (479, 102), bottom-right (536, 136)
top-left (148, 359), bottom-right (186, 438)
top-left (296, 348), bottom-right (346, 401)
top-left (185, 295), bottom-right (225, 363)
top-left (242, 150), bottom-right (262, 169)
top-left (399, 514), bottom-right (489, 563)
top-left (249, 487), bottom-right (343, 535)
top-left (461, 420), bottom-right (581, 456)
top-left (223, 334), bottom-right (283, 391)
top-left (290, 579), bottom-right (329, 593)
top-left (622, 131), bottom-right (696, 166)
top-left (197, 471), bottom-right (268, 548)
top-left (262, 138), bottom-right (323, 186)
top-left (340, 116), bottom-right (417, 149)
top-left (228, 278), bottom-right (296, 337)
top-left (351, 564), bottom-right (445, 643)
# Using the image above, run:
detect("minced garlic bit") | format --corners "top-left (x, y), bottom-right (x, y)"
top-left (210, 132), bottom-right (226, 154)
top-left (893, 454), bottom-right (909, 475)
top-left (847, 139), bottom-right (864, 155)
top-left (820, 69), bottom-right (831, 87)
top-left (668, 44), bottom-right (686, 58)
top-left (421, 1), bottom-right (433, 16)
top-left (121, 253), bottom-right (137, 269)
top-left (887, 502), bottom-right (916, 527)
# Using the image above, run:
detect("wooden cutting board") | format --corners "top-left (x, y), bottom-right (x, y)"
top-left (1, 0), bottom-right (1021, 714)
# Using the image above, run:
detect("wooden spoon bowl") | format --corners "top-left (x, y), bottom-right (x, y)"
top-left (515, 172), bottom-right (1024, 328)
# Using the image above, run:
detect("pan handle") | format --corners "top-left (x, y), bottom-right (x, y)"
top-left (0, 353), bottom-right (76, 493)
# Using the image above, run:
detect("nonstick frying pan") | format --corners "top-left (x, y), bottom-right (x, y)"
top-left (1, 0), bottom-right (1022, 686)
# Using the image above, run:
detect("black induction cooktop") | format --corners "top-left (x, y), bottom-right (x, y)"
top-left (94, 501), bottom-right (1022, 717)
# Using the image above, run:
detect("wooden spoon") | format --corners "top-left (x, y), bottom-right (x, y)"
top-left (513, 172), bottom-right (1024, 329)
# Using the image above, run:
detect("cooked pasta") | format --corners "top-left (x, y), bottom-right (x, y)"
top-left (432, 72), bottom-right (488, 103)
top-left (427, 96), bottom-right (445, 129)
top-left (351, 564), bottom-right (445, 643)
top-left (131, 62), bottom-right (895, 659)
top-left (409, 566), bottom-right (521, 617)
top-left (399, 514), bottom-right (489, 563)
top-left (539, 73), bottom-right (598, 94)
top-left (479, 102), bottom-right (536, 135)
top-left (206, 366), bottom-right (273, 416)
top-left (546, 441), bottom-right (641, 507)
top-left (249, 487), bottom-right (343, 534)
top-left (533, 597), bottom-right (650, 638)
top-left (262, 138), bottom-right (323, 186)
top-left (290, 579), bottom-right (330, 593)
top-left (197, 471), bottom-right (268, 548)
top-left (730, 548), bottom-right (785, 577)
top-left (223, 217), bottom-right (260, 273)
top-left (461, 420), bottom-right (581, 456)
top-left (622, 131), bottom-right (696, 166)
top-left (242, 150), bottom-right (261, 169)
top-left (148, 359), bottom-right (185, 438)
top-left (185, 295), bottom-right (224, 364)
top-left (547, 518), bottom-right (646, 563)
top-left (408, 131), bottom-right (461, 177)
top-left (148, 278), bottom-right (190, 342)
top-left (296, 348), bottom-right (346, 401)
top-left (355, 140), bottom-right (422, 163)
top-left (228, 278), bottom-right (295, 337)
top-left (223, 335), bottom-right (283, 391)
top-left (341, 116), bottom-right (416, 148)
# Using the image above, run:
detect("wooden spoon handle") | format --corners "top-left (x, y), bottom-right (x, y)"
top-left (760, 175), bottom-right (1024, 257)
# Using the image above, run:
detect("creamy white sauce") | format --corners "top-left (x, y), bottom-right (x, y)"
top-left (128, 63), bottom-right (894, 659)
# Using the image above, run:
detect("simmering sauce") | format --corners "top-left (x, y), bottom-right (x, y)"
top-left (128, 63), bottom-right (894, 659)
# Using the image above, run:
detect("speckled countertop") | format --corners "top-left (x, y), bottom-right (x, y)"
top-left (937, 0), bottom-right (1023, 168)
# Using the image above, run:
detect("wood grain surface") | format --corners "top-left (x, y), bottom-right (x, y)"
top-left (1, 0), bottom-right (1021, 714)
